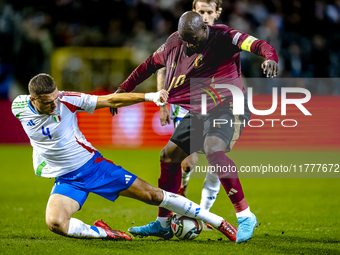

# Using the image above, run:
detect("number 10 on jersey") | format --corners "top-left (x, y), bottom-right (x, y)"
top-left (168, 75), bottom-right (186, 91)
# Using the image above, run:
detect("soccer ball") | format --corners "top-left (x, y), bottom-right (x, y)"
top-left (171, 214), bottom-right (203, 240)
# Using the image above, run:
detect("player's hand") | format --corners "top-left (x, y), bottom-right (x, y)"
top-left (110, 88), bottom-right (127, 116)
top-left (261, 60), bottom-right (278, 78)
top-left (145, 89), bottom-right (168, 107)
top-left (115, 88), bottom-right (126, 94)
top-left (160, 106), bottom-right (170, 126)
top-left (159, 89), bottom-right (169, 105)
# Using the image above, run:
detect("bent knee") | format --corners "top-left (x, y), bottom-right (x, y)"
top-left (160, 142), bottom-right (187, 163)
top-left (182, 156), bottom-right (198, 171)
top-left (160, 148), bottom-right (179, 163)
top-left (204, 144), bottom-right (226, 156)
top-left (181, 161), bottom-right (192, 172)
top-left (46, 215), bottom-right (69, 235)
top-left (204, 136), bottom-right (227, 156)
top-left (160, 148), bottom-right (171, 163)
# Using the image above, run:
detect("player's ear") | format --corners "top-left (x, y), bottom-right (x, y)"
top-left (216, 8), bottom-right (222, 19)
top-left (30, 96), bottom-right (37, 108)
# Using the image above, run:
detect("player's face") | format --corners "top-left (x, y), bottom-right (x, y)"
top-left (194, 1), bottom-right (218, 26)
top-left (181, 25), bottom-right (208, 54)
top-left (31, 88), bottom-right (59, 115)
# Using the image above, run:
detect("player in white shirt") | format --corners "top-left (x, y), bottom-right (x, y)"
top-left (12, 73), bottom-right (237, 241)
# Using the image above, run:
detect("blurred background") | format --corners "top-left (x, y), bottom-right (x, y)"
top-left (1, 0), bottom-right (340, 98)
top-left (0, 0), bottom-right (339, 148)
top-left (1, 3), bottom-right (338, 251)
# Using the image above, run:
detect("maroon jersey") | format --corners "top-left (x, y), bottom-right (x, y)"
top-left (120, 24), bottom-right (278, 113)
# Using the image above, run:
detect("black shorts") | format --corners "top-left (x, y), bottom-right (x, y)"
top-left (170, 93), bottom-right (251, 155)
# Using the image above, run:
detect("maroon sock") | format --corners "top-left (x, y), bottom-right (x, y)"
top-left (158, 161), bottom-right (182, 217)
top-left (206, 151), bottom-right (248, 213)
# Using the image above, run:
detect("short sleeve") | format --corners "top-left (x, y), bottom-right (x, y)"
top-left (11, 95), bottom-right (30, 121)
top-left (59, 92), bottom-right (98, 114)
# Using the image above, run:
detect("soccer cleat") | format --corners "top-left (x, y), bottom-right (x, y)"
top-left (94, 220), bottom-right (132, 241)
top-left (236, 213), bottom-right (258, 243)
top-left (218, 220), bottom-right (238, 241)
top-left (177, 185), bottom-right (188, 197)
top-left (128, 221), bottom-right (173, 240)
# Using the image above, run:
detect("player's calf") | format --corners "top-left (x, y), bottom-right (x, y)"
top-left (119, 178), bottom-right (164, 206)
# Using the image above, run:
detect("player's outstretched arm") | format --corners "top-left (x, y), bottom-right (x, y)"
top-left (96, 90), bottom-right (168, 110)
top-left (261, 59), bottom-right (278, 78)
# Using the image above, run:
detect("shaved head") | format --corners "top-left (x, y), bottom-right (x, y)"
top-left (178, 11), bottom-right (209, 54)
top-left (178, 11), bottom-right (205, 38)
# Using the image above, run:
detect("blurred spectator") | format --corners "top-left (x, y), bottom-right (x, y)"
top-left (0, 56), bottom-right (14, 99)
top-left (310, 35), bottom-right (331, 77)
top-left (0, 0), bottom-right (339, 96)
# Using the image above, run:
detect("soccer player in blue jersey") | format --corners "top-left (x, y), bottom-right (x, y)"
top-left (12, 73), bottom-right (238, 241)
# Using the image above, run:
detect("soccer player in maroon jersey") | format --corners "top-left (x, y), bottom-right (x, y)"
top-left (158, 0), bottom-right (223, 230)
top-left (122, 11), bottom-right (278, 242)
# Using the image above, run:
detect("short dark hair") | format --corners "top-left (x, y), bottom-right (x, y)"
top-left (28, 73), bottom-right (56, 97)
top-left (192, 0), bottom-right (222, 16)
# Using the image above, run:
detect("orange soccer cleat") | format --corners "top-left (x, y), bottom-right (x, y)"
top-left (94, 220), bottom-right (132, 241)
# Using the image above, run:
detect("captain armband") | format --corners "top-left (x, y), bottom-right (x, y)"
top-left (240, 36), bottom-right (258, 52)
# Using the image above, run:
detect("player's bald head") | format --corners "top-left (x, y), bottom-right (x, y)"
top-left (178, 11), bottom-right (206, 38)
top-left (178, 11), bottom-right (209, 54)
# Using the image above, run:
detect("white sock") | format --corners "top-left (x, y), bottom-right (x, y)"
top-left (200, 170), bottom-right (220, 211)
top-left (159, 190), bottom-right (224, 228)
top-left (182, 168), bottom-right (193, 187)
top-left (236, 207), bottom-right (252, 218)
top-left (67, 218), bottom-right (107, 238)
top-left (156, 216), bottom-right (171, 228)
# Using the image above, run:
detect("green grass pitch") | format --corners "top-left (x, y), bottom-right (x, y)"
top-left (0, 145), bottom-right (339, 254)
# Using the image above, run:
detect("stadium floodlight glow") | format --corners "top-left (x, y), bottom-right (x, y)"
top-left (201, 85), bottom-right (312, 116)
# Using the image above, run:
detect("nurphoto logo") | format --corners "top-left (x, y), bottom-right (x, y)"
top-left (201, 85), bottom-right (312, 128)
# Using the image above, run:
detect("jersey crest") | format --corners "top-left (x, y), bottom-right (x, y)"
top-left (53, 114), bottom-right (61, 123)
top-left (194, 54), bottom-right (203, 68)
